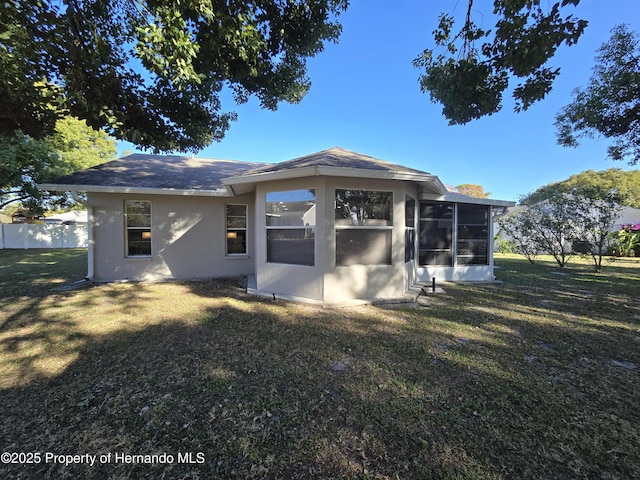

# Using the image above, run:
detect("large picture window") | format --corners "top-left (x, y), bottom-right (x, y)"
top-left (125, 200), bottom-right (151, 257)
top-left (335, 189), bottom-right (393, 266)
top-left (266, 189), bottom-right (315, 266)
top-left (419, 201), bottom-right (453, 266)
top-left (457, 204), bottom-right (489, 265)
top-left (226, 204), bottom-right (247, 255)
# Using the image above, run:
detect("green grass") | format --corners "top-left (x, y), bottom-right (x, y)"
top-left (1, 250), bottom-right (639, 479)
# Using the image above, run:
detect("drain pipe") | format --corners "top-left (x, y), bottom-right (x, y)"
top-left (71, 191), bottom-right (94, 280)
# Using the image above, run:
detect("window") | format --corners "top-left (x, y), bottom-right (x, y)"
top-left (125, 200), bottom-right (151, 257)
top-left (405, 196), bottom-right (416, 262)
top-left (335, 189), bottom-right (393, 266)
top-left (266, 189), bottom-right (315, 266)
top-left (226, 204), bottom-right (247, 255)
top-left (457, 204), bottom-right (489, 265)
top-left (418, 201), bottom-right (453, 266)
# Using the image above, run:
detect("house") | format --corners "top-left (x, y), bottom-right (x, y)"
top-left (11, 210), bottom-right (46, 224)
top-left (39, 147), bottom-right (515, 306)
top-left (45, 210), bottom-right (89, 225)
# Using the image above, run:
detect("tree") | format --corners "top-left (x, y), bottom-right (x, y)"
top-left (497, 208), bottom-right (539, 264)
top-left (414, 0), bottom-right (587, 125)
top-left (49, 116), bottom-right (117, 177)
top-left (572, 189), bottom-right (623, 273)
top-left (456, 183), bottom-right (491, 198)
top-left (555, 24), bottom-right (640, 165)
top-left (0, 0), bottom-right (348, 152)
top-left (519, 193), bottom-right (582, 269)
top-left (523, 168), bottom-right (640, 209)
top-left (506, 182), bottom-right (625, 272)
top-left (0, 117), bottom-right (117, 210)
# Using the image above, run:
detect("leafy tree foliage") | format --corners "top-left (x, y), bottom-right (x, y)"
top-left (0, 0), bottom-right (348, 152)
top-left (497, 210), bottom-right (539, 264)
top-left (456, 183), bottom-right (491, 198)
top-left (414, 0), bottom-right (587, 124)
top-left (502, 182), bottom-right (625, 271)
top-left (506, 194), bottom-right (582, 269)
top-left (522, 168), bottom-right (640, 209)
top-left (571, 190), bottom-right (624, 272)
top-left (0, 117), bottom-right (116, 210)
top-left (556, 24), bottom-right (640, 165)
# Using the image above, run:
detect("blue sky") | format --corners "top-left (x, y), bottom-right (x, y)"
top-left (120, 0), bottom-right (639, 202)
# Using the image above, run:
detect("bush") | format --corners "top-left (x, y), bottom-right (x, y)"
top-left (496, 239), bottom-right (518, 254)
top-left (609, 225), bottom-right (640, 257)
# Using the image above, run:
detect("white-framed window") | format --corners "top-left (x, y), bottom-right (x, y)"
top-left (265, 189), bottom-right (316, 266)
top-left (226, 204), bottom-right (247, 255)
top-left (335, 189), bottom-right (393, 266)
top-left (125, 200), bottom-right (151, 257)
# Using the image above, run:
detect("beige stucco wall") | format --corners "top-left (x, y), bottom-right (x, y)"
top-left (87, 181), bottom-right (498, 304)
top-left (416, 265), bottom-right (495, 282)
top-left (88, 192), bottom-right (256, 282)
top-left (253, 176), bottom-right (419, 304)
top-left (254, 178), bottom-right (325, 302)
top-left (322, 177), bottom-right (416, 304)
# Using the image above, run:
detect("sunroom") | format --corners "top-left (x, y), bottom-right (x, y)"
top-left (224, 148), bottom-right (513, 306)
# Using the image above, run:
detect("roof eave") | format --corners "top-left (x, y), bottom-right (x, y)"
top-left (420, 191), bottom-right (516, 207)
top-left (223, 166), bottom-right (446, 190)
top-left (37, 184), bottom-right (232, 197)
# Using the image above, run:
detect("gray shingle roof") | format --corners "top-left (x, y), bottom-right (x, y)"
top-left (42, 147), bottom-right (440, 194)
top-left (242, 147), bottom-right (431, 176)
top-left (48, 154), bottom-right (267, 191)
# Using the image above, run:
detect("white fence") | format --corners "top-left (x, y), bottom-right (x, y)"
top-left (0, 224), bottom-right (88, 249)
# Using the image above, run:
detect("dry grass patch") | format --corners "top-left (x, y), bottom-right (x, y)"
top-left (0, 250), bottom-right (638, 479)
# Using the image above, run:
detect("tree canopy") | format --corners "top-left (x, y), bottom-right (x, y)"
top-left (555, 24), bottom-right (640, 165)
top-left (414, 0), bottom-right (587, 125)
top-left (0, 117), bottom-right (117, 210)
top-left (0, 0), bottom-right (348, 152)
top-left (455, 183), bottom-right (491, 198)
top-left (522, 168), bottom-right (640, 209)
top-left (501, 188), bottom-right (623, 272)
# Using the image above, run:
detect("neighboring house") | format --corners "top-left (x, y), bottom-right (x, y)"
top-left (11, 210), bottom-right (45, 224)
top-left (616, 206), bottom-right (640, 229)
top-left (45, 210), bottom-right (89, 225)
top-left (39, 147), bottom-right (515, 306)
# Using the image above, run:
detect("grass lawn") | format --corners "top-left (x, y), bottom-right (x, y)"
top-left (0, 249), bottom-right (639, 479)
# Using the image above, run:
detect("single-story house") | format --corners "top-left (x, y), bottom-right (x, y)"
top-left (40, 147), bottom-right (515, 306)
top-left (11, 210), bottom-right (46, 224)
top-left (45, 209), bottom-right (89, 225)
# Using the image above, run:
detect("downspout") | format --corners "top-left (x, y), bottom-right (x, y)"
top-left (71, 191), bottom-right (94, 280)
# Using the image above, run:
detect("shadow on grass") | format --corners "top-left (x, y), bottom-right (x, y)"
top-left (1, 253), bottom-right (639, 479)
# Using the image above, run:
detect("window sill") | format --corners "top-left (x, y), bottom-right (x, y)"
top-left (226, 254), bottom-right (250, 260)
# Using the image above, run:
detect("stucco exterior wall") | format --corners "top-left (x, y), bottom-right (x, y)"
top-left (321, 177), bottom-right (416, 304)
top-left (88, 192), bottom-right (256, 282)
top-left (254, 178), bottom-right (325, 302)
top-left (252, 177), bottom-right (420, 304)
top-left (416, 265), bottom-right (495, 282)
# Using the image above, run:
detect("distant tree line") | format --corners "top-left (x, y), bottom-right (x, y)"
top-left (497, 169), bottom-right (640, 272)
